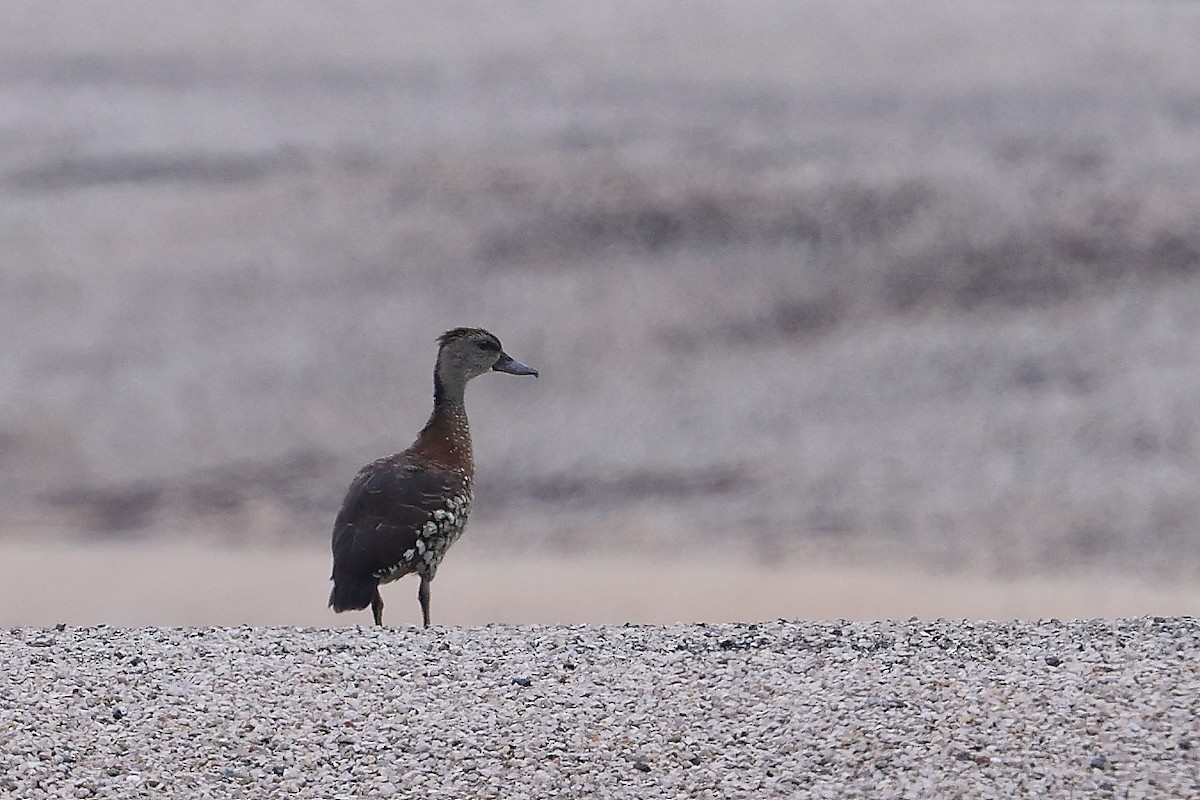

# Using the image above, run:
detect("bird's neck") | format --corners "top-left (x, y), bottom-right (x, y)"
top-left (412, 372), bottom-right (474, 475)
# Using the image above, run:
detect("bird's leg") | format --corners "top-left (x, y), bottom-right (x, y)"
top-left (418, 575), bottom-right (432, 628)
top-left (371, 588), bottom-right (385, 626)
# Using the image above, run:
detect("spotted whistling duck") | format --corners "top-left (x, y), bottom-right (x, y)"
top-left (328, 327), bottom-right (537, 626)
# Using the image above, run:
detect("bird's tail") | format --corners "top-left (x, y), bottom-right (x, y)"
top-left (328, 574), bottom-right (375, 612)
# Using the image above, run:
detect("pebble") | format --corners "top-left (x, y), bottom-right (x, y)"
top-left (0, 619), bottom-right (1197, 798)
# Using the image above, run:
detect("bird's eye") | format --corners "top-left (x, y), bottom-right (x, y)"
top-left (477, 339), bottom-right (499, 351)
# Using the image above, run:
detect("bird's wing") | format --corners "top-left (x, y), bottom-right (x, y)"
top-left (331, 456), bottom-right (464, 580)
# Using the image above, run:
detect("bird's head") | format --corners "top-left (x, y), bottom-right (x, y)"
top-left (435, 327), bottom-right (538, 389)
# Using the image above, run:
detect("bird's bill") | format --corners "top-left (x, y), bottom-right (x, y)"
top-left (492, 352), bottom-right (539, 377)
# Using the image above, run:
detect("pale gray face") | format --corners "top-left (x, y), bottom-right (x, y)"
top-left (438, 328), bottom-right (538, 385)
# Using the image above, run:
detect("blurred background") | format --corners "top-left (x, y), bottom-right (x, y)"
top-left (3, 0), bottom-right (1200, 626)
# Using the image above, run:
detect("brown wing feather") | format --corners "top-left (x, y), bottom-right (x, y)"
top-left (329, 454), bottom-right (466, 606)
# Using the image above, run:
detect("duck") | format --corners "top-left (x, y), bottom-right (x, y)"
top-left (328, 327), bottom-right (537, 626)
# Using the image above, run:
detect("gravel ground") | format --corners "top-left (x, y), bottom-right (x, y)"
top-left (2, 619), bottom-right (1198, 798)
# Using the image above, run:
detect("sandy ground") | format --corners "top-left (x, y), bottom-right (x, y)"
top-left (3, 540), bottom-right (1198, 628)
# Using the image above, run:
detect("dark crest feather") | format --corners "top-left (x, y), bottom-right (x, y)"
top-left (438, 326), bottom-right (500, 349)
top-left (438, 327), bottom-right (487, 346)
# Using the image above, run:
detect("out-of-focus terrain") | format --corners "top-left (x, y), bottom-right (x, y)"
top-left (3, 1), bottom-right (1200, 624)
